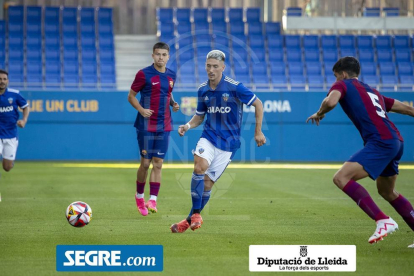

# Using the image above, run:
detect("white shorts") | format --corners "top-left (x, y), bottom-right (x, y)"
top-left (193, 138), bottom-right (233, 182)
top-left (0, 138), bottom-right (18, 161)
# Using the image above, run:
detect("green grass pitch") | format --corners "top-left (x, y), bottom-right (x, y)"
top-left (0, 162), bottom-right (413, 276)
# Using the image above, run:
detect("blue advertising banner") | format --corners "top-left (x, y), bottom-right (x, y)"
top-left (56, 245), bottom-right (163, 272)
top-left (17, 90), bottom-right (414, 162)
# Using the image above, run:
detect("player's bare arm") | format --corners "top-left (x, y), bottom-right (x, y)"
top-left (306, 89), bottom-right (341, 126)
top-left (127, 89), bottom-right (154, 118)
top-left (170, 94), bottom-right (180, 112)
top-left (178, 114), bottom-right (205, 136)
top-left (17, 106), bottom-right (30, 128)
top-left (251, 98), bottom-right (266, 147)
top-left (389, 100), bottom-right (414, 117)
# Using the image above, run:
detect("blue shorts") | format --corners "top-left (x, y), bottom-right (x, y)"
top-left (348, 139), bottom-right (404, 180)
top-left (136, 130), bottom-right (170, 160)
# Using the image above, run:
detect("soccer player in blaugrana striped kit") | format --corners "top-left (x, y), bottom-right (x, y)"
top-left (0, 69), bottom-right (30, 172)
top-left (170, 50), bottom-right (266, 233)
top-left (307, 57), bottom-right (414, 247)
top-left (128, 42), bottom-right (180, 216)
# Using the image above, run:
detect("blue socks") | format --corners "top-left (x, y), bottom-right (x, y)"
top-left (191, 173), bottom-right (204, 213)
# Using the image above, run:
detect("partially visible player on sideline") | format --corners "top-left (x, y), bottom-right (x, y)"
top-left (128, 42), bottom-right (180, 216)
top-left (307, 57), bottom-right (414, 247)
top-left (170, 50), bottom-right (266, 233)
top-left (0, 69), bottom-right (30, 172)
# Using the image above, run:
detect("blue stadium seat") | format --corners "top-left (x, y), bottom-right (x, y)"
top-left (81, 35), bottom-right (96, 49)
top-left (45, 7), bottom-right (59, 22)
top-left (304, 50), bottom-right (320, 62)
top-left (158, 22), bottom-right (175, 36)
top-left (100, 73), bottom-right (116, 88)
top-left (326, 74), bottom-right (336, 85)
top-left (209, 8), bottom-right (225, 22)
top-left (194, 22), bottom-right (209, 34)
top-left (306, 62), bottom-right (322, 75)
top-left (399, 76), bottom-right (414, 91)
top-left (81, 74), bottom-right (98, 88)
top-left (377, 50), bottom-right (393, 62)
top-left (100, 49), bottom-right (115, 62)
top-left (376, 35), bottom-right (392, 49)
top-left (99, 35), bottom-right (114, 50)
top-left (26, 23), bottom-right (41, 36)
top-left (232, 48), bottom-right (248, 64)
top-left (63, 61), bottom-right (79, 74)
top-left (248, 22), bottom-right (263, 35)
top-left (45, 34), bottom-right (60, 48)
top-left (270, 62), bottom-right (286, 75)
top-left (8, 74), bottom-right (24, 85)
top-left (339, 35), bottom-right (355, 49)
top-left (63, 74), bottom-right (80, 88)
top-left (8, 6), bottom-right (24, 22)
top-left (267, 35), bottom-right (284, 48)
top-left (234, 65), bottom-right (249, 76)
top-left (8, 63), bottom-right (23, 74)
top-left (63, 22), bottom-right (77, 34)
top-left (253, 75), bottom-right (270, 87)
top-left (81, 8), bottom-right (95, 23)
top-left (285, 35), bottom-right (301, 49)
top-left (177, 35), bottom-right (193, 48)
top-left (175, 8), bottom-right (191, 23)
top-left (232, 35), bottom-right (247, 48)
top-left (361, 62), bottom-right (377, 75)
top-left (286, 7), bottom-right (302, 16)
top-left (176, 22), bottom-right (192, 35)
top-left (308, 75), bottom-right (324, 90)
top-left (358, 49), bottom-right (375, 62)
top-left (82, 62), bottom-right (97, 75)
top-left (394, 35), bottom-right (410, 49)
top-left (395, 49), bottom-right (412, 62)
top-left (290, 75), bottom-right (306, 90)
top-left (288, 62), bottom-right (303, 75)
top-left (63, 7), bottom-right (77, 23)
top-left (8, 22), bottom-right (23, 34)
top-left (177, 48), bottom-right (195, 63)
top-left (63, 34), bottom-right (78, 50)
top-left (211, 22), bottom-right (227, 33)
top-left (179, 62), bottom-right (195, 74)
top-left (252, 63), bottom-right (267, 75)
top-left (81, 48), bottom-right (97, 62)
top-left (81, 22), bottom-right (95, 35)
top-left (98, 23), bottom-right (113, 35)
top-left (8, 34), bottom-right (23, 47)
top-left (27, 62), bottom-right (42, 75)
top-left (324, 62), bottom-right (335, 75)
top-left (179, 75), bottom-right (196, 85)
top-left (0, 20), bottom-right (5, 34)
top-left (271, 75), bottom-right (288, 90)
top-left (45, 24), bottom-right (59, 35)
top-left (397, 62), bottom-right (413, 76)
top-left (249, 35), bottom-right (265, 48)
top-left (246, 8), bottom-right (260, 23)
top-left (26, 35), bottom-right (41, 47)
top-left (250, 49), bottom-right (266, 62)
top-left (303, 35), bottom-right (319, 49)
top-left (363, 7), bottom-right (380, 17)
top-left (98, 7), bottom-right (112, 24)
top-left (322, 49), bottom-right (338, 62)
top-left (268, 50), bottom-right (284, 62)
top-left (229, 22), bottom-right (245, 35)
top-left (228, 8), bottom-right (243, 22)
top-left (26, 74), bottom-right (43, 87)
top-left (192, 8), bottom-right (208, 22)
top-left (357, 35), bottom-right (374, 49)
top-left (362, 75), bottom-right (380, 88)
top-left (8, 48), bottom-right (23, 61)
top-left (45, 47), bottom-right (60, 61)
top-left (99, 62), bottom-right (115, 75)
top-left (213, 35), bottom-right (229, 48)
top-left (321, 35), bottom-right (337, 49)
top-left (195, 34), bottom-right (211, 46)
top-left (381, 75), bottom-right (398, 90)
top-left (156, 8), bottom-right (173, 23)
top-left (383, 7), bottom-right (399, 17)
top-left (286, 49), bottom-right (302, 62)
top-left (26, 49), bottom-right (42, 61)
top-left (27, 6), bottom-right (41, 23)
top-left (340, 49), bottom-right (356, 58)
top-left (265, 22), bottom-right (281, 35)
top-left (379, 62), bottom-right (395, 76)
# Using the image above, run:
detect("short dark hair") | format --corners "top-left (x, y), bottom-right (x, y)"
top-left (153, 42), bottom-right (170, 53)
top-left (332, 57), bottom-right (360, 77)
top-left (0, 69), bottom-right (8, 76)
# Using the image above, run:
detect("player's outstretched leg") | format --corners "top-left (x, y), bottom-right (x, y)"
top-left (170, 219), bottom-right (190, 233)
top-left (368, 217), bottom-right (398, 244)
top-left (135, 196), bottom-right (148, 216)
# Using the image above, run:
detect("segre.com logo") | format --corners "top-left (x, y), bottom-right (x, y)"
top-left (56, 245), bottom-right (163, 272)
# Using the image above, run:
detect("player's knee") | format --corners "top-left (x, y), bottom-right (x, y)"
top-left (332, 174), bottom-right (347, 188)
top-left (152, 162), bottom-right (163, 171)
top-left (194, 164), bottom-right (206, 175)
top-left (3, 164), bottom-right (13, 172)
top-left (140, 162), bottom-right (151, 171)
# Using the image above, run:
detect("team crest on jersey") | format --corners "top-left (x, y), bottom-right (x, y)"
top-left (141, 150), bottom-right (147, 156)
top-left (198, 148), bottom-right (204, 154)
top-left (8, 97), bottom-right (13, 104)
top-left (169, 80), bottom-right (174, 88)
top-left (222, 93), bottom-right (229, 102)
top-left (180, 97), bottom-right (197, 116)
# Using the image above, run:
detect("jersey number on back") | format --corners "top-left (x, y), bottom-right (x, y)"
top-left (367, 92), bottom-right (386, 118)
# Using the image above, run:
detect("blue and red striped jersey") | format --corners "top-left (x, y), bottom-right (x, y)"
top-left (328, 79), bottom-right (403, 143)
top-left (131, 64), bottom-right (176, 132)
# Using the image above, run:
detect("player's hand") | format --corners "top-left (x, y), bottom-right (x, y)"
top-left (17, 120), bottom-right (27, 128)
top-left (178, 124), bottom-right (189, 137)
top-left (172, 102), bottom-right (180, 112)
top-left (255, 131), bottom-right (266, 147)
top-left (139, 108), bottom-right (154, 118)
top-left (306, 113), bottom-right (325, 126)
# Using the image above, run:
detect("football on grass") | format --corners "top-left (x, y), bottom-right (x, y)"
top-left (66, 201), bottom-right (92, 227)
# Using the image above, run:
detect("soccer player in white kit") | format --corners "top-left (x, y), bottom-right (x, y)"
top-left (0, 70), bottom-right (30, 172)
top-left (170, 50), bottom-right (266, 233)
